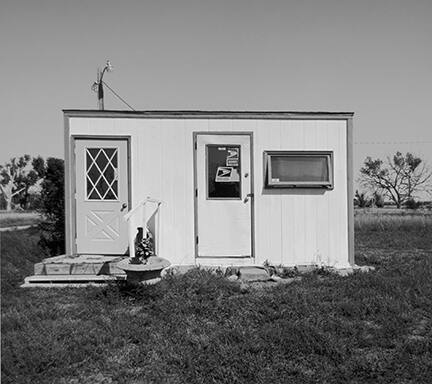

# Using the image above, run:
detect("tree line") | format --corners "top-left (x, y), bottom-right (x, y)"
top-left (0, 155), bottom-right (65, 254)
top-left (0, 155), bottom-right (46, 211)
top-left (357, 152), bottom-right (432, 209)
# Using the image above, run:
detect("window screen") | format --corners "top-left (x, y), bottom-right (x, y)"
top-left (265, 151), bottom-right (333, 188)
top-left (86, 147), bottom-right (119, 200)
top-left (207, 145), bottom-right (241, 199)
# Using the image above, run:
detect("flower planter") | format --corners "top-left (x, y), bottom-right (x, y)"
top-left (116, 256), bottom-right (171, 284)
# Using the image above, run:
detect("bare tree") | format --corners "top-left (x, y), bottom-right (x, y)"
top-left (359, 152), bottom-right (432, 208)
top-left (0, 155), bottom-right (39, 210)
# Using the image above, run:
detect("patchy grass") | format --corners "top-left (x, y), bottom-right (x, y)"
top-left (1, 227), bottom-right (48, 292)
top-left (355, 209), bottom-right (432, 250)
top-left (2, 217), bottom-right (432, 383)
top-left (0, 211), bottom-right (42, 228)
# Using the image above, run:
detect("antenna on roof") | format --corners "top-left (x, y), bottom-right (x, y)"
top-left (91, 60), bottom-right (113, 110)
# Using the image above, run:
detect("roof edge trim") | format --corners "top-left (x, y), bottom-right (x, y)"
top-left (63, 110), bottom-right (354, 120)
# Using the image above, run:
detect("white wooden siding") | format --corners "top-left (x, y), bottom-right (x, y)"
top-left (69, 117), bottom-right (348, 267)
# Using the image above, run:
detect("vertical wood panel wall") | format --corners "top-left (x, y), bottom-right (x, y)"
top-left (69, 117), bottom-right (349, 267)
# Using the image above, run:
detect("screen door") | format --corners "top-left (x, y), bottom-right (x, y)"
top-left (195, 133), bottom-right (253, 258)
top-left (74, 139), bottom-right (129, 254)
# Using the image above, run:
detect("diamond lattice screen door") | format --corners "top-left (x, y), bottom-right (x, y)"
top-left (74, 139), bottom-right (129, 255)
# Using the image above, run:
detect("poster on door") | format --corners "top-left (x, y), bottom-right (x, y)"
top-left (226, 148), bottom-right (239, 167)
top-left (215, 166), bottom-right (240, 182)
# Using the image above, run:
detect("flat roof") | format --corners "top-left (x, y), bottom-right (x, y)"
top-left (63, 110), bottom-right (354, 120)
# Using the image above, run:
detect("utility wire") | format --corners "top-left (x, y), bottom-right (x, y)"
top-left (102, 80), bottom-right (135, 111)
top-left (355, 141), bottom-right (432, 145)
top-left (93, 87), bottom-right (432, 139)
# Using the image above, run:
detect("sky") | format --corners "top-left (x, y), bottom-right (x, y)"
top-left (1, 0), bottom-right (431, 185)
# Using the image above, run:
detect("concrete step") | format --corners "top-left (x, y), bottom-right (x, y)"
top-left (196, 257), bottom-right (254, 267)
top-left (237, 266), bottom-right (271, 282)
top-left (21, 274), bottom-right (126, 288)
top-left (34, 254), bottom-right (125, 276)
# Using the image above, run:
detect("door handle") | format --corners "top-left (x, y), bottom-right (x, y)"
top-left (120, 202), bottom-right (128, 212)
top-left (243, 193), bottom-right (254, 203)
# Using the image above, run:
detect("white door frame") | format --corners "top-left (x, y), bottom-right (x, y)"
top-left (193, 131), bottom-right (255, 260)
top-left (70, 135), bottom-right (131, 255)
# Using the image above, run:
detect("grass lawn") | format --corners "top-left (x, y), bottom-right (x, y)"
top-left (1, 214), bottom-right (432, 383)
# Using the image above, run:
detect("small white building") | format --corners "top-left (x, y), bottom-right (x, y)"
top-left (64, 110), bottom-right (354, 270)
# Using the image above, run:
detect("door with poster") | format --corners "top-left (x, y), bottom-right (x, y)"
top-left (194, 133), bottom-right (253, 258)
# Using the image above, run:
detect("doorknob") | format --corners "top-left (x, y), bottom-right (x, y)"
top-left (243, 193), bottom-right (254, 203)
top-left (120, 202), bottom-right (127, 212)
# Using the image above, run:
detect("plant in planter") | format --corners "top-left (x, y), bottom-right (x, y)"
top-left (117, 226), bottom-right (170, 283)
top-left (130, 227), bottom-right (154, 264)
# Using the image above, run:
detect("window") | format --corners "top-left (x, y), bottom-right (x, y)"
top-left (207, 145), bottom-right (241, 199)
top-left (264, 151), bottom-right (333, 188)
top-left (86, 147), bottom-right (119, 200)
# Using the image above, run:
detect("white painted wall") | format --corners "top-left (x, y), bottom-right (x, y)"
top-left (69, 117), bottom-right (349, 267)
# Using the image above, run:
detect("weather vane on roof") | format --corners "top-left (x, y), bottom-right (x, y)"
top-left (92, 60), bottom-right (113, 110)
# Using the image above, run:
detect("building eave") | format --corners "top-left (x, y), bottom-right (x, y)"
top-left (63, 109), bottom-right (354, 120)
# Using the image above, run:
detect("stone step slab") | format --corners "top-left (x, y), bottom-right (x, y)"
top-left (238, 266), bottom-right (271, 282)
top-left (34, 254), bottom-right (126, 276)
top-left (21, 274), bottom-right (125, 287)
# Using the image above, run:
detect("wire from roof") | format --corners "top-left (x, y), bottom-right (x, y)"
top-left (355, 141), bottom-right (432, 145)
top-left (101, 80), bottom-right (135, 111)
